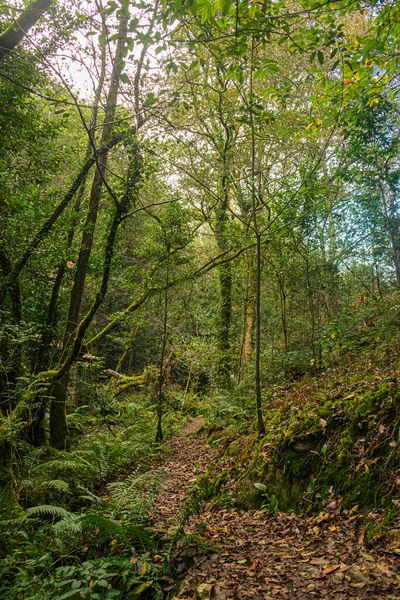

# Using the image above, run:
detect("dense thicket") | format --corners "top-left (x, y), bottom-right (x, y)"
top-left (1, 0), bottom-right (400, 598)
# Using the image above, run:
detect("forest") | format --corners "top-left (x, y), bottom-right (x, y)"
top-left (0, 0), bottom-right (399, 598)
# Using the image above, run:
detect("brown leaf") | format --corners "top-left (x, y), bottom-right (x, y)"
top-left (323, 564), bottom-right (341, 575)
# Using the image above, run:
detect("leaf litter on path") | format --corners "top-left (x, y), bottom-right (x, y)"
top-left (149, 420), bottom-right (399, 599)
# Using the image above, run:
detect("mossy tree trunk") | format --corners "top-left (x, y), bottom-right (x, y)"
top-left (249, 37), bottom-right (265, 437)
top-left (0, 247), bottom-right (22, 414)
top-left (50, 17), bottom-right (128, 449)
top-left (0, 413), bottom-right (22, 514)
top-left (215, 73), bottom-right (233, 387)
top-left (156, 250), bottom-right (170, 443)
top-left (239, 254), bottom-right (256, 376)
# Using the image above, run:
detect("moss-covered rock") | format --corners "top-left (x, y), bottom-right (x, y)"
top-left (206, 375), bottom-right (400, 513)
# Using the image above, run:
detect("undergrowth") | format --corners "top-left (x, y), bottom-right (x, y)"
top-left (200, 304), bottom-right (400, 528)
top-left (0, 390), bottom-right (187, 600)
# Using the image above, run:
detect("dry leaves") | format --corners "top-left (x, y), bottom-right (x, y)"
top-left (149, 420), bottom-right (400, 599)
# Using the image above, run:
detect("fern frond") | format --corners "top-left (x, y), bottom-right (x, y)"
top-left (39, 479), bottom-right (71, 494)
top-left (76, 485), bottom-right (101, 504)
top-left (79, 512), bottom-right (129, 541)
top-left (53, 514), bottom-right (82, 536)
top-left (25, 504), bottom-right (72, 519)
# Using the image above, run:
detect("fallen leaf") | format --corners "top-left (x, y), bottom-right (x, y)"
top-left (323, 564), bottom-right (341, 575)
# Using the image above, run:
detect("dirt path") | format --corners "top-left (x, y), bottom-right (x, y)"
top-left (151, 418), bottom-right (210, 531)
top-left (151, 420), bottom-right (399, 599)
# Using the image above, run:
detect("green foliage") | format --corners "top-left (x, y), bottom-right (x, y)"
top-left (0, 389), bottom-right (185, 600)
top-left (253, 483), bottom-right (279, 513)
top-left (2, 0), bottom-right (400, 595)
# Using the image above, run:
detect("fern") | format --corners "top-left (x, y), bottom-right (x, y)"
top-left (38, 479), bottom-right (71, 494)
top-left (75, 485), bottom-right (101, 504)
top-left (25, 504), bottom-right (73, 520)
top-left (52, 513), bottom-right (82, 536)
top-left (79, 512), bottom-right (129, 541)
top-left (34, 457), bottom-right (93, 476)
top-left (107, 468), bottom-right (166, 523)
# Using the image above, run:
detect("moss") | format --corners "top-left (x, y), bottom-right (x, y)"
top-left (363, 507), bottom-right (398, 544)
top-left (207, 370), bottom-right (400, 514)
top-left (0, 430), bottom-right (23, 515)
top-left (354, 382), bottom-right (396, 419)
top-left (197, 468), bottom-right (230, 500)
top-left (336, 429), bottom-right (355, 463)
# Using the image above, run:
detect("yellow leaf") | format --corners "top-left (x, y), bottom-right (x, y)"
top-left (315, 118), bottom-right (322, 125)
top-left (305, 122), bottom-right (313, 131)
top-left (349, 504), bottom-right (358, 513)
top-left (353, 72), bottom-right (360, 81)
top-left (369, 98), bottom-right (379, 107)
top-left (129, 580), bottom-right (153, 595)
top-left (140, 562), bottom-right (147, 576)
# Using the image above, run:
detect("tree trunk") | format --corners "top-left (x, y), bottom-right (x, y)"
top-left (36, 36), bottom-right (107, 374)
top-left (379, 179), bottom-right (400, 288)
top-left (215, 141), bottom-right (232, 383)
top-left (0, 434), bottom-right (20, 513)
top-left (0, 248), bottom-right (22, 414)
top-left (241, 256), bottom-right (256, 371)
top-left (50, 17), bottom-right (128, 449)
top-left (249, 37), bottom-right (265, 437)
top-left (0, 0), bottom-right (52, 62)
top-left (276, 268), bottom-right (288, 351)
top-left (156, 252), bottom-right (170, 443)
top-left (115, 324), bottom-right (139, 374)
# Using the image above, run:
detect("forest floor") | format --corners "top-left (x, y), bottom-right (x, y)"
top-left (150, 419), bottom-right (399, 600)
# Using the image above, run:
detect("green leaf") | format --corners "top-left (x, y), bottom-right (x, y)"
top-left (143, 92), bottom-right (157, 107)
top-left (120, 73), bottom-right (131, 84)
top-left (318, 50), bottom-right (324, 65)
top-left (129, 18), bottom-right (139, 32)
top-left (110, 33), bottom-right (126, 42)
top-left (254, 483), bottom-right (267, 493)
top-left (221, 0), bottom-right (231, 15)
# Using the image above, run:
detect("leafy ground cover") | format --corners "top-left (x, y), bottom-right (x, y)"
top-left (144, 420), bottom-right (400, 599)
top-left (200, 335), bottom-right (400, 516)
top-left (0, 396), bottom-right (187, 600)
